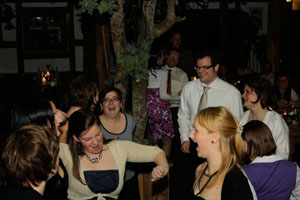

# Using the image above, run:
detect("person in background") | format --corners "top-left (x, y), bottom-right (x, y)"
top-left (60, 109), bottom-right (169, 200)
top-left (162, 48), bottom-right (189, 159)
top-left (189, 107), bottom-right (255, 200)
top-left (274, 71), bottom-right (300, 112)
top-left (9, 97), bottom-right (68, 200)
top-left (218, 63), bottom-right (234, 84)
top-left (98, 86), bottom-right (139, 200)
top-left (147, 51), bottom-right (175, 158)
top-left (242, 120), bottom-right (300, 200)
top-left (60, 74), bottom-right (99, 143)
top-left (164, 31), bottom-right (194, 79)
top-left (239, 75), bottom-right (289, 159)
top-left (0, 125), bottom-right (59, 200)
top-left (261, 60), bottom-right (275, 85)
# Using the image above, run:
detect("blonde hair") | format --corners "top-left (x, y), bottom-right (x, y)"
top-left (194, 107), bottom-right (244, 189)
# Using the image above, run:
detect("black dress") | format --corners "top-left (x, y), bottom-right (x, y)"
top-left (43, 159), bottom-right (69, 200)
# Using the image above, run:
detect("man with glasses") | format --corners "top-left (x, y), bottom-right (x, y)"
top-left (173, 49), bottom-right (243, 199)
top-left (164, 31), bottom-right (194, 79)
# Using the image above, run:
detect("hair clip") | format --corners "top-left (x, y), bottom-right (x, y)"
top-left (237, 126), bottom-right (244, 135)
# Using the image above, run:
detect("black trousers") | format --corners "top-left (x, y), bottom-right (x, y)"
top-left (170, 107), bottom-right (205, 200)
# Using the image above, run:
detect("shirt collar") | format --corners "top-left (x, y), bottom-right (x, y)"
top-left (166, 65), bottom-right (177, 71)
top-left (201, 76), bottom-right (220, 88)
top-left (251, 154), bottom-right (284, 164)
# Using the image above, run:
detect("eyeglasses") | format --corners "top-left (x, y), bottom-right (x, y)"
top-left (102, 97), bottom-right (120, 104)
top-left (168, 54), bottom-right (179, 60)
top-left (194, 65), bottom-right (215, 71)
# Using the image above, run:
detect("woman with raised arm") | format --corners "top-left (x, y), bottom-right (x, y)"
top-left (60, 109), bottom-right (168, 200)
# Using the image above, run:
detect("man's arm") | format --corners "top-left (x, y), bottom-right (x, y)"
top-left (178, 84), bottom-right (192, 153)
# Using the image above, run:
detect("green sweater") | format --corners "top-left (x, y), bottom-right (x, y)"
top-left (59, 140), bottom-right (162, 200)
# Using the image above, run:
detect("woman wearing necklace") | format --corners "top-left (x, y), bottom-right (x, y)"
top-left (98, 86), bottom-right (139, 199)
top-left (239, 75), bottom-right (289, 159)
top-left (60, 109), bottom-right (169, 200)
top-left (188, 107), bottom-right (255, 200)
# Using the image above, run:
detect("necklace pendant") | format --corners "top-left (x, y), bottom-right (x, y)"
top-left (85, 150), bottom-right (103, 164)
top-left (91, 158), bottom-right (99, 164)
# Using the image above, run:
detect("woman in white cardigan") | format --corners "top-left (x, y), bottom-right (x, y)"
top-left (60, 109), bottom-right (169, 200)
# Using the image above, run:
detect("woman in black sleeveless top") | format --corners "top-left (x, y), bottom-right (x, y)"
top-left (188, 107), bottom-right (255, 200)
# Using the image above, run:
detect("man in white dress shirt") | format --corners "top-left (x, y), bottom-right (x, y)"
top-left (178, 50), bottom-right (244, 153)
top-left (174, 50), bottom-right (244, 199)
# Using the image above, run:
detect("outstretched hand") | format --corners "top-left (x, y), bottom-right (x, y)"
top-left (151, 164), bottom-right (169, 182)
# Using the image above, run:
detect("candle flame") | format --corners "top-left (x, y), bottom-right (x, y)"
top-left (46, 71), bottom-right (50, 77)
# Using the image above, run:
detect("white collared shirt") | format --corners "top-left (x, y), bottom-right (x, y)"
top-left (159, 65), bottom-right (189, 108)
top-left (178, 77), bottom-right (244, 143)
top-left (148, 66), bottom-right (188, 108)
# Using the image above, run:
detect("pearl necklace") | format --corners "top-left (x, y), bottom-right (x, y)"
top-left (84, 150), bottom-right (103, 164)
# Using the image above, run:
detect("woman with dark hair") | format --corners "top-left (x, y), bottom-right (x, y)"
top-left (11, 98), bottom-right (61, 134)
top-left (10, 97), bottom-right (68, 200)
top-left (147, 50), bottom-right (177, 158)
top-left (60, 74), bottom-right (99, 143)
top-left (0, 125), bottom-right (59, 200)
top-left (98, 87), bottom-right (132, 140)
top-left (239, 75), bottom-right (289, 159)
top-left (242, 120), bottom-right (300, 199)
top-left (188, 107), bottom-right (255, 199)
top-left (60, 109), bottom-right (168, 200)
top-left (98, 86), bottom-right (139, 199)
top-left (274, 71), bottom-right (300, 112)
